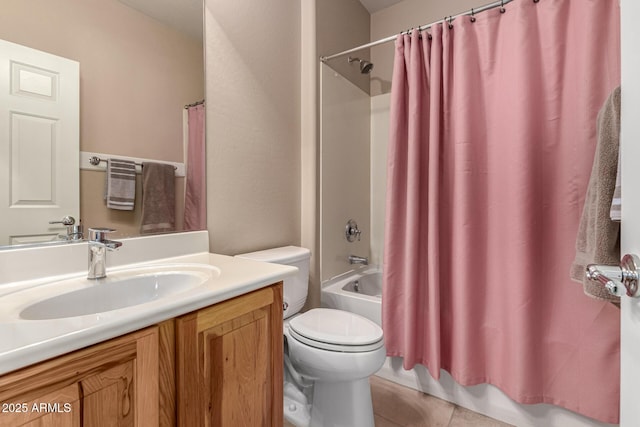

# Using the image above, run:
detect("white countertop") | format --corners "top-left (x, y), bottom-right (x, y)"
top-left (0, 232), bottom-right (297, 375)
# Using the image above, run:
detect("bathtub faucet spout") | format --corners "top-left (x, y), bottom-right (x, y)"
top-left (349, 255), bottom-right (369, 265)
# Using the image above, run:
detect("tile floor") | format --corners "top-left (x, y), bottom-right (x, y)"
top-left (284, 375), bottom-right (514, 427)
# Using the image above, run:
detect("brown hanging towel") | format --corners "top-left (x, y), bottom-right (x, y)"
top-left (140, 162), bottom-right (175, 234)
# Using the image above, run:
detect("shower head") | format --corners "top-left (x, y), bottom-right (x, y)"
top-left (348, 56), bottom-right (374, 74)
top-left (360, 60), bottom-right (374, 74)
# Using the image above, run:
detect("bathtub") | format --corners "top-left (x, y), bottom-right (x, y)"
top-left (320, 267), bottom-right (381, 326)
top-left (320, 268), bottom-right (613, 427)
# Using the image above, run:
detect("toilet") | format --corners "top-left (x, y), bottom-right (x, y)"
top-left (235, 246), bottom-right (386, 427)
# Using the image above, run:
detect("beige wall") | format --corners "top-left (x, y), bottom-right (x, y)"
top-left (320, 64), bottom-right (371, 281)
top-left (0, 0), bottom-right (204, 238)
top-left (205, 0), bottom-right (301, 256)
top-left (301, 0), bottom-right (320, 310)
top-left (370, 0), bottom-right (482, 95)
top-left (317, 0), bottom-right (371, 94)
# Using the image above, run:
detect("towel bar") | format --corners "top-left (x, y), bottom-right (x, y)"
top-left (89, 156), bottom-right (177, 171)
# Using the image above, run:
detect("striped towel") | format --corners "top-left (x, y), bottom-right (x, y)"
top-left (105, 159), bottom-right (136, 210)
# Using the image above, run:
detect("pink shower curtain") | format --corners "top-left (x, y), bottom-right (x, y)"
top-left (184, 104), bottom-right (206, 231)
top-left (382, 0), bottom-right (620, 423)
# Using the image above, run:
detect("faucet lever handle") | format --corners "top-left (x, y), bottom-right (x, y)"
top-left (49, 215), bottom-right (75, 226)
top-left (88, 227), bottom-right (116, 242)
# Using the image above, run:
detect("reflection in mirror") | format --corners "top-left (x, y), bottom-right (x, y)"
top-left (0, 38), bottom-right (80, 246)
top-left (0, 0), bottom-right (205, 249)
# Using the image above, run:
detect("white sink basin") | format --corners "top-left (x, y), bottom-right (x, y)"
top-left (17, 264), bottom-right (220, 320)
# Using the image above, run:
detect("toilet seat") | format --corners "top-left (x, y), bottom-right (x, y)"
top-left (288, 308), bottom-right (384, 353)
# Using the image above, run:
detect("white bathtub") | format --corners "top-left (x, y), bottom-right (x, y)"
top-left (320, 267), bottom-right (382, 326)
top-left (320, 268), bottom-right (614, 427)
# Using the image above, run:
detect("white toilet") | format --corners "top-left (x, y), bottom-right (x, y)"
top-left (236, 246), bottom-right (386, 427)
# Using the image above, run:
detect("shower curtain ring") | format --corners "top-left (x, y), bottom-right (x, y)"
top-left (500, 0), bottom-right (506, 13)
top-left (470, 8), bottom-right (476, 22)
top-left (448, 16), bottom-right (453, 29)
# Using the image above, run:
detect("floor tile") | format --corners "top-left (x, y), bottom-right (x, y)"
top-left (283, 375), bottom-right (514, 427)
top-left (370, 375), bottom-right (455, 427)
top-left (375, 414), bottom-right (403, 426)
top-left (447, 406), bottom-right (514, 427)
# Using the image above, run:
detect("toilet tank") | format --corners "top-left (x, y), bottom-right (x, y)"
top-left (235, 246), bottom-right (311, 319)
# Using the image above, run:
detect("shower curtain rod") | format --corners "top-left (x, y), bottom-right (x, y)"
top-left (320, 0), bottom-right (515, 62)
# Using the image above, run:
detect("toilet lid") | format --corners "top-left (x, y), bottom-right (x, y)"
top-left (288, 308), bottom-right (383, 350)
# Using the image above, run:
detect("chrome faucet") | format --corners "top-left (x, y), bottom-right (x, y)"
top-left (87, 228), bottom-right (122, 279)
top-left (49, 215), bottom-right (84, 241)
top-left (348, 255), bottom-right (368, 265)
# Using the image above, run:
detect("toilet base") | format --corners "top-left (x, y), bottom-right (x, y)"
top-left (284, 380), bottom-right (311, 427)
top-left (284, 395), bottom-right (311, 427)
top-left (309, 378), bottom-right (375, 427)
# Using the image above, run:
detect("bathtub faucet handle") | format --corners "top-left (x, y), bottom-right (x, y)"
top-left (345, 219), bottom-right (362, 242)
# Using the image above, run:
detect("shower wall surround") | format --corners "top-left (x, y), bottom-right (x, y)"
top-left (317, 0), bottom-right (371, 94)
top-left (370, 93), bottom-right (391, 268)
top-left (320, 64), bottom-right (370, 282)
top-left (307, 0), bottom-right (371, 307)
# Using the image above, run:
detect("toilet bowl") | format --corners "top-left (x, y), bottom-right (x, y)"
top-left (235, 247), bottom-right (385, 427)
top-left (285, 308), bottom-right (386, 427)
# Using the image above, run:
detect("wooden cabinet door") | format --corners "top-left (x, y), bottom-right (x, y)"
top-left (176, 284), bottom-right (283, 427)
top-left (0, 326), bottom-right (159, 427)
top-left (81, 359), bottom-right (136, 426)
top-left (0, 383), bottom-right (80, 427)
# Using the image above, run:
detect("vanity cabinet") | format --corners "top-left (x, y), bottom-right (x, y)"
top-left (0, 326), bottom-right (159, 427)
top-left (176, 284), bottom-right (284, 427)
top-left (0, 282), bottom-right (283, 427)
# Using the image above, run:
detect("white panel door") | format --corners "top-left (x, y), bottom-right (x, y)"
top-left (620, 1), bottom-right (640, 425)
top-left (0, 39), bottom-right (79, 245)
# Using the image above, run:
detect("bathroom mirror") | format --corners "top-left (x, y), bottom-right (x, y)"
top-left (0, 0), bottom-right (205, 248)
